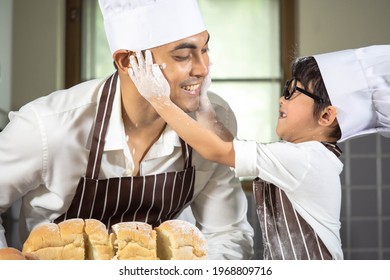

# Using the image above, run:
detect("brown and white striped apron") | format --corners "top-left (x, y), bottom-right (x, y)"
top-left (55, 72), bottom-right (195, 228)
top-left (253, 142), bottom-right (342, 260)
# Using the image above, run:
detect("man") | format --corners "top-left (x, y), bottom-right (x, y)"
top-left (0, 0), bottom-right (254, 259)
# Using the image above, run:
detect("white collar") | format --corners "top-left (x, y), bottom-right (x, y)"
top-left (101, 75), bottom-right (182, 157)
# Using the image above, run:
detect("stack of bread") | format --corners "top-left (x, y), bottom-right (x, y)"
top-left (20, 218), bottom-right (207, 260)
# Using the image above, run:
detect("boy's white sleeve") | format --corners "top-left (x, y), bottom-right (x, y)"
top-left (234, 140), bottom-right (312, 192)
top-left (233, 139), bottom-right (258, 177)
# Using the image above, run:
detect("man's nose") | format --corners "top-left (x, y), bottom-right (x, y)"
top-left (191, 55), bottom-right (208, 77)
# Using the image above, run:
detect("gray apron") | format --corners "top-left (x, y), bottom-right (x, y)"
top-left (253, 142), bottom-right (342, 260)
top-left (55, 72), bottom-right (195, 228)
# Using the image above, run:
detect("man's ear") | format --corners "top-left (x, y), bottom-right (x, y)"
top-left (318, 105), bottom-right (338, 127)
top-left (113, 49), bottom-right (133, 73)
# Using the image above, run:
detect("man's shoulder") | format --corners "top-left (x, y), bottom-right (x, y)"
top-left (48, 77), bottom-right (106, 104)
top-left (26, 77), bottom-right (107, 116)
top-left (66, 77), bottom-right (106, 94)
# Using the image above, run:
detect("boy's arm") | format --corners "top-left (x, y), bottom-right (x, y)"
top-left (153, 96), bottom-right (235, 167)
top-left (195, 72), bottom-right (234, 142)
top-left (128, 50), bottom-right (235, 167)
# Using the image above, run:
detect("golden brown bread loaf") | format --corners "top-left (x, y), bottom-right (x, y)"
top-left (155, 219), bottom-right (207, 260)
top-left (22, 218), bottom-right (86, 260)
top-left (58, 218), bottom-right (85, 259)
top-left (84, 219), bottom-right (115, 260)
top-left (22, 218), bottom-right (207, 260)
top-left (111, 222), bottom-right (158, 260)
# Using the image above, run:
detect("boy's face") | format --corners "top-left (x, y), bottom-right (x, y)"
top-left (149, 31), bottom-right (210, 113)
top-left (276, 81), bottom-right (322, 142)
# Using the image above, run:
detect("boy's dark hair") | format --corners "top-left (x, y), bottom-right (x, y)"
top-left (291, 56), bottom-right (342, 140)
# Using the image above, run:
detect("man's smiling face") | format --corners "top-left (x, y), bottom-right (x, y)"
top-left (150, 31), bottom-right (210, 113)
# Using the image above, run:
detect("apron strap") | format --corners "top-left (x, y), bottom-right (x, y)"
top-left (86, 72), bottom-right (118, 179)
top-left (321, 142), bottom-right (342, 158)
top-left (180, 138), bottom-right (193, 169)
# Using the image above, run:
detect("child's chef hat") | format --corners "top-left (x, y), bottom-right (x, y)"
top-left (98, 0), bottom-right (206, 54)
top-left (314, 45), bottom-right (390, 142)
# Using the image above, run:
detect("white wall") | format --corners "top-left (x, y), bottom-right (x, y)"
top-left (0, 0), bottom-right (13, 129)
top-left (297, 0), bottom-right (390, 55)
top-left (10, 0), bottom-right (65, 114)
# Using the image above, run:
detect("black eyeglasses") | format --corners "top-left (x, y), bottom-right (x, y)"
top-left (283, 78), bottom-right (325, 104)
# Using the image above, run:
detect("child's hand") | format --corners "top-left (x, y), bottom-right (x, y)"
top-left (198, 70), bottom-right (213, 112)
top-left (197, 66), bottom-right (216, 119)
top-left (128, 50), bottom-right (170, 101)
top-left (196, 68), bottom-right (218, 127)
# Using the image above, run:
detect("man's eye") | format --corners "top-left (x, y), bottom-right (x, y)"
top-left (173, 55), bottom-right (190, 62)
top-left (201, 47), bottom-right (210, 54)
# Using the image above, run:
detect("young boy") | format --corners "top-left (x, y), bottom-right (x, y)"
top-left (128, 45), bottom-right (390, 260)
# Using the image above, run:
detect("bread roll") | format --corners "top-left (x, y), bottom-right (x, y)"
top-left (155, 219), bottom-right (207, 260)
top-left (84, 219), bottom-right (114, 260)
top-left (111, 222), bottom-right (158, 260)
top-left (58, 218), bottom-right (85, 259)
top-left (22, 218), bottom-right (85, 260)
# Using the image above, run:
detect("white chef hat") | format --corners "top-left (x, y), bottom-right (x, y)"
top-left (98, 0), bottom-right (206, 54)
top-left (314, 45), bottom-right (390, 142)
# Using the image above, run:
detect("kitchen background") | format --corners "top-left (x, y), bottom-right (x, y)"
top-left (0, 0), bottom-right (390, 259)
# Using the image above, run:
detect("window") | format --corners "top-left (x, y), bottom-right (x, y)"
top-left (80, 0), bottom-right (283, 144)
top-left (198, 0), bottom-right (281, 143)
